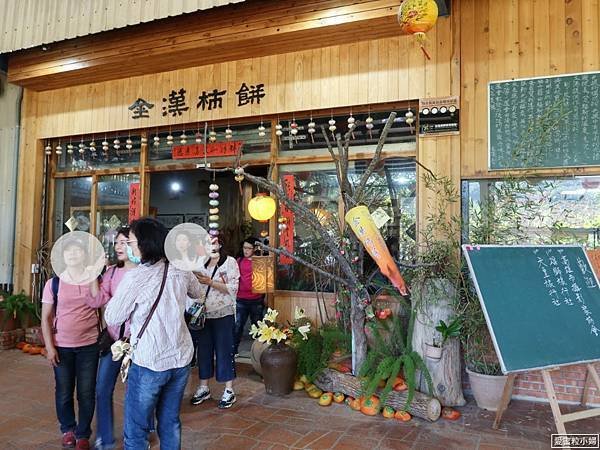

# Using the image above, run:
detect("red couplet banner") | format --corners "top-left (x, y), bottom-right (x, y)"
top-left (129, 182), bottom-right (141, 223)
top-left (172, 141), bottom-right (243, 159)
top-left (279, 175), bottom-right (295, 264)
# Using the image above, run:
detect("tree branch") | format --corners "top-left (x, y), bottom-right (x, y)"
top-left (258, 243), bottom-right (351, 287)
top-left (355, 112), bottom-right (397, 199)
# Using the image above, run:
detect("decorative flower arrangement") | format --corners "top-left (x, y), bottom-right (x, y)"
top-left (250, 307), bottom-right (311, 345)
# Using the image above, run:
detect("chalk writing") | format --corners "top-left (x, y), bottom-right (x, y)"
top-left (538, 248), bottom-right (600, 336)
top-left (489, 72), bottom-right (600, 169)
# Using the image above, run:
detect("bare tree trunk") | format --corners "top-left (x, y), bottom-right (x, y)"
top-left (411, 278), bottom-right (466, 407)
top-left (314, 369), bottom-right (441, 422)
top-left (350, 292), bottom-right (367, 374)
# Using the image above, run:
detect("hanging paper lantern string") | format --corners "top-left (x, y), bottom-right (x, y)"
top-left (225, 127), bottom-right (233, 140)
top-left (45, 142), bottom-right (52, 156)
top-left (208, 183), bottom-right (220, 255)
top-left (209, 129), bottom-right (217, 142)
top-left (397, 0), bottom-right (439, 60)
top-left (55, 142), bottom-right (63, 155)
top-left (179, 132), bottom-right (187, 145)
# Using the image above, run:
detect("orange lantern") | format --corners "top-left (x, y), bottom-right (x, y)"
top-left (397, 0), bottom-right (439, 60)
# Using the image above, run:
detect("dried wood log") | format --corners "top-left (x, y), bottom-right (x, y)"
top-left (313, 368), bottom-right (441, 422)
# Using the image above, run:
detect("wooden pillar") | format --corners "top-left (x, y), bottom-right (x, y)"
top-left (13, 89), bottom-right (44, 295)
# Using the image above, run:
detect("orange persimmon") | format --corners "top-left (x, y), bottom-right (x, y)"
top-left (394, 410), bottom-right (412, 422)
top-left (441, 407), bottom-right (461, 421)
top-left (360, 396), bottom-right (380, 416)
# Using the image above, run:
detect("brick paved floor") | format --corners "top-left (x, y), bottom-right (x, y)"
top-left (0, 349), bottom-right (598, 449)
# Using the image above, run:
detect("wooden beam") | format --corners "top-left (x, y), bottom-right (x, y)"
top-left (8, 0), bottom-right (401, 91)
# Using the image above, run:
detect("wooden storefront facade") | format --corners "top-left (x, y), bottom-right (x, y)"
top-left (7, 0), bottom-right (600, 402)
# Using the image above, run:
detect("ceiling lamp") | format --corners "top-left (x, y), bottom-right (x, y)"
top-left (248, 193), bottom-right (276, 222)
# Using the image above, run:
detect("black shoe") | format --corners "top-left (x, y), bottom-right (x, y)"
top-left (190, 387), bottom-right (211, 405)
top-left (218, 389), bottom-right (236, 409)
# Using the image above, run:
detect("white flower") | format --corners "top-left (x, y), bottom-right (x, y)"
top-left (263, 308), bottom-right (279, 323)
top-left (297, 324), bottom-right (311, 340)
top-left (294, 306), bottom-right (306, 321)
top-left (249, 323), bottom-right (260, 339)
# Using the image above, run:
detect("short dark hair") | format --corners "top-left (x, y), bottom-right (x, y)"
top-left (130, 217), bottom-right (167, 265)
top-left (241, 236), bottom-right (259, 248)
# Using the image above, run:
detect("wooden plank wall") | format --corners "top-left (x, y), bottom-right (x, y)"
top-left (461, 0), bottom-right (600, 179)
top-left (32, 17), bottom-right (454, 139)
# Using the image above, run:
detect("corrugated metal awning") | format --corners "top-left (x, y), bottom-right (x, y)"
top-left (0, 0), bottom-right (245, 54)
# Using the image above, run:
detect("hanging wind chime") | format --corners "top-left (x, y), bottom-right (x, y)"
top-left (405, 106), bottom-right (415, 133)
top-left (307, 116), bottom-right (316, 143)
top-left (102, 135), bottom-right (110, 160)
top-left (365, 112), bottom-right (374, 139)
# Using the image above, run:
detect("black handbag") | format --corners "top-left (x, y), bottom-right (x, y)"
top-left (98, 322), bottom-right (126, 356)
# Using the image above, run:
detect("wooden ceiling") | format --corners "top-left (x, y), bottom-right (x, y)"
top-left (8, 0), bottom-right (406, 91)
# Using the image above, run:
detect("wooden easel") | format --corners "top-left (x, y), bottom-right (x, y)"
top-left (493, 364), bottom-right (600, 434)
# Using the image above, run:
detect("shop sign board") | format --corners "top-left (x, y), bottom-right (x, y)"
top-left (418, 95), bottom-right (459, 135)
top-left (172, 141), bottom-right (243, 159)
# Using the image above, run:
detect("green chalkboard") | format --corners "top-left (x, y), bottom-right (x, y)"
top-left (488, 72), bottom-right (600, 170)
top-left (462, 245), bottom-right (600, 373)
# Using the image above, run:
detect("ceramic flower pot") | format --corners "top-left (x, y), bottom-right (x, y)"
top-left (260, 342), bottom-right (298, 396)
top-left (466, 368), bottom-right (508, 411)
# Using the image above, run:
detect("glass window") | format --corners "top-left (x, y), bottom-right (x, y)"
top-left (277, 158), bottom-right (416, 291)
top-left (96, 174), bottom-right (140, 261)
top-left (462, 176), bottom-right (600, 247)
top-left (148, 122), bottom-right (271, 166)
top-left (53, 177), bottom-right (92, 239)
top-left (55, 135), bottom-right (141, 171)
top-left (278, 110), bottom-right (416, 158)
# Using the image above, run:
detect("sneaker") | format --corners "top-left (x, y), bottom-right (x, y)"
top-left (75, 439), bottom-right (90, 450)
top-left (62, 431), bottom-right (76, 448)
top-left (190, 386), bottom-right (211, 405)
top-left (218, 388), bottom-right (236, 409)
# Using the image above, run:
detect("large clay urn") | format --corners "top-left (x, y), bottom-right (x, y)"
top-left (260, 342), bottom-right (298, 396)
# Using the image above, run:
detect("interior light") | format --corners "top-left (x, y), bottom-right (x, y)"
top-left (170, 182), bottom-right (181, 192)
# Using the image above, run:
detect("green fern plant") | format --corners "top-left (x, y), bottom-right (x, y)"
top-left (359, 309), bottom-right (433, 410)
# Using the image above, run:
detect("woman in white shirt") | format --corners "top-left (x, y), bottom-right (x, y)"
top-left (189, 237), bottom-right (240, 409)
top-left (105, 218), bottom-right (203, 450)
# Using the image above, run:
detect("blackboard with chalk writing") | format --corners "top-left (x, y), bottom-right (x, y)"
top-left (462, 245), bottom-right (600, 373)
top-left (488, 72), bottom-right (600, 170)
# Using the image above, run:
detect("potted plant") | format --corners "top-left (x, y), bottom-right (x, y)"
top-left (250, 307), bottom-right (310, 396)
top-left (424, 317), bottom-right (461, 361)
top-left (0, 292), bottom-right (37, 332)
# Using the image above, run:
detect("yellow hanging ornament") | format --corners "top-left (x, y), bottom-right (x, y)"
top-left (397, 0), bottom-right (438, 60)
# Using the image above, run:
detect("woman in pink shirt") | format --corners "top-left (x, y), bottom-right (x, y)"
top-left (94, 227), bottom-right (138, 450)
top-left (40, 237), bottom-right (103, 450)
top-left (233, 237), bottom-right (265, 356)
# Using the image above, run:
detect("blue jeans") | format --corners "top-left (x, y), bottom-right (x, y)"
top-left (53, 343), bottom-right (99, 439)
top-left (124, 362), bottom-right (190, 450)
top-left (234, 300), bottom-right (264, 354)
top-left (191, 314), bottom-right (236, 382)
